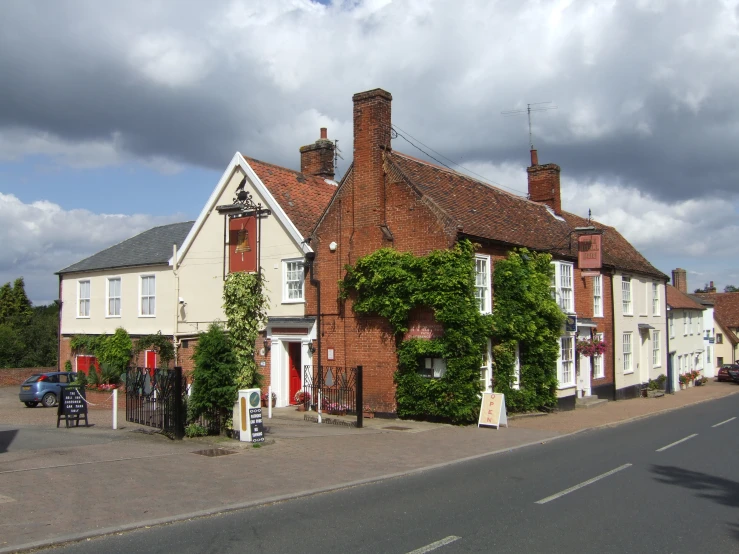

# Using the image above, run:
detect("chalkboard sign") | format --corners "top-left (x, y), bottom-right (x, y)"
top-left (249, 407), bottom-right (265, 442)
top-left (57, 386), bottom-right (89, 428)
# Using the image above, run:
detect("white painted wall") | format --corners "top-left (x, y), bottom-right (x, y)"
top-left (666, 306), bottom-right (706, 390)
top-left (176, 165), bottom-right (307, 336)
top-left (613, 273), bottom-right (667, 392)
top-left (60, 266), bottom-right (175, 336)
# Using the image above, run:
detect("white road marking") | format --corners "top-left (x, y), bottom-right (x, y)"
top-left (407, 535), bottom-right (461, 554)
top-left (712, 417), bottom-right (736, 428)
top-left (535, 464), bottom-right (632, 505)
top-left (656, 433), bottom-right (698, 452)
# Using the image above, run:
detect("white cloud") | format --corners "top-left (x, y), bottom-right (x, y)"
top-left (0, 193), bottom-right (183, 304)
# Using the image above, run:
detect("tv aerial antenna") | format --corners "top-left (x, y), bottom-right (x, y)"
top-left (501, 102), bottom-right (558, 150)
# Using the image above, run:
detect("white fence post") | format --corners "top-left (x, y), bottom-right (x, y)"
top-left (268, 385), bottom-right (272, 419)
top-left (112, 388), bottom-right (118, 430)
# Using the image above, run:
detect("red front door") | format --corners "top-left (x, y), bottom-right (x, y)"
top-left (145, 351), bottom-right (157, 377)
top-left (288, 343), bottom-right (302, 404)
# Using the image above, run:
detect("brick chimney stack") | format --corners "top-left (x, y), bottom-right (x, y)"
top-left (300, 127), bottom-right (335, 179)
top-left (527, 151), bottom-right (561, 215)
top-left (708, 280), bottom-right (717, 293)
top-left (352, 89), bottom-right (392, 235)
top-left (672, 268), bottom-right (688, 293)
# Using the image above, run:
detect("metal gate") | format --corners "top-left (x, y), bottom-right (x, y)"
top-left (303, 365), bottom-right (364, 427)
top-left (125, 366), bottom-right (184, 439)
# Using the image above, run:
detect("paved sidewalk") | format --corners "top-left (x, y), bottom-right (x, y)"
top-left (0, 381), bottom-right (737, 553)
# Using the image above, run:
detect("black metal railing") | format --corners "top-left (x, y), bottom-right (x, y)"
top-left (303, 365), bottom-right (363, 427)
top-left (125, 366), bottom-right (184, 439)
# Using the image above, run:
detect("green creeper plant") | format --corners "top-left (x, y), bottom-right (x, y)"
top-left (134, 332), bottom-right (175, 367)
top-left (341, 240), bottom-right (492, 423)
top-left (490, 249), bottom-right (566, 412)
top-left (222, 271), bottom-right (269, 390)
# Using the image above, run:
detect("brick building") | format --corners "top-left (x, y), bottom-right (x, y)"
top-left (307, 88), bottom-right (667, 413)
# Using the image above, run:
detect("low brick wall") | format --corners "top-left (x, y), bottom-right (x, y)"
top-left (0, 367), bottom-right (55, 387)
top-left (82, 388), bottom-right (124, 410)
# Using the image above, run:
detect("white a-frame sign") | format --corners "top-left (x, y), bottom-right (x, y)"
top-left (478, 392), bottom-right (508, 429)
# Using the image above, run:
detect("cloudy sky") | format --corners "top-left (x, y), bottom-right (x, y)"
top-left (1, 0), bottom-right (738, 304)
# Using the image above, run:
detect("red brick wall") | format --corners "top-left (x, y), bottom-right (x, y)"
top-left (574, 269), bottom-right (615, 392)
top-left (0, 367), bottom-right (54, 387)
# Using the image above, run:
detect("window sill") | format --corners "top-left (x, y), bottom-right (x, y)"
top-left (76, 316), bottom-right (90, 319)
top-left (139, 315), bottom-right (156, 318)
top-left (592, 375), bottom-right (606, 380)
top-left (106, 315), bottom-right (121, 319)
top-left (623, 370), bottom-right (634, 375)
top-left (623, 313), bottom-right (633, 317)
top-left (593, 314), bottom-right (604, 319)
top-left (653, 365), bottom-right (662, 369)
top-left (282, 299), bottom-right (306, 304)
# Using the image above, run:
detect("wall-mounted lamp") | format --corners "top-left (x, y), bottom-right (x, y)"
top-left (263, 337), bottom-right (272, 353)
top-left (307, 339), bottom-right (316, 355)
top-left (329, 241), bottom-right (337, 252)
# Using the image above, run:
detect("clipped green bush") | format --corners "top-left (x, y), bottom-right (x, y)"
top-left (185, 423), bottom-right (208, 438)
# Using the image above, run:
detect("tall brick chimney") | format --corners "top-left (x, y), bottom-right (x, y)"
top-left (672, 268), bottom-right (687, 293)
top-left (527, 149), bottom-right (562, 215)
top-left (300, 127), bottom-right (335, 179)
top-left (352, 88), bottom-right (392, 232)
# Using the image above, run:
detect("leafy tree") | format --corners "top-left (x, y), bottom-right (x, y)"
top-left (725, 285), bottom-right (738, 292)
top-left (190, 323), bottom-right (239, 433)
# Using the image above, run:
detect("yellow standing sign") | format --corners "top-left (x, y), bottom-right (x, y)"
top-left (478, 392), bottom-right (508, 429)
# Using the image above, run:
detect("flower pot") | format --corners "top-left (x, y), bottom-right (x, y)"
top-left (363, 411), bottom-right (375, 419)
top-left (296, 404), bottom-right (306, 412)
top-left (680, 383), bottom-right (686, 390)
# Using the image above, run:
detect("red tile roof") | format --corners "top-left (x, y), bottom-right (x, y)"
top-left (666, 285), bottom-right (705, 310)
top-left (694, 291), bottom-right (739, 344)
top-left (385, 151), bottom-right (667, 279)
top-left (244, 156), bottom-right (337, 237)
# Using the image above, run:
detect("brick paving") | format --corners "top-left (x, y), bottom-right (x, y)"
top-left (0, 381), bottom-right (738, 553)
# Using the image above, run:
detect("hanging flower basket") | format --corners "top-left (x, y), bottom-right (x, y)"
top-left (576, 338), bottom-right (607, 358)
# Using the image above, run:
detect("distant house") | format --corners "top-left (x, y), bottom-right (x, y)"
top-left (694, 283), bottom-right (739, 368)
top-left (666, 273), bottom-right (706, 389)
top-left (58, 133), bottom-right (338, 407)
top-left (308, 88), bottom-right (668, 413)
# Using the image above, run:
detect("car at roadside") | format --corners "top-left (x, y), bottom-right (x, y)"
top-left (18, 372), bottom-right (76, 408)
top-left (717, 364), bottom-right (739, 383)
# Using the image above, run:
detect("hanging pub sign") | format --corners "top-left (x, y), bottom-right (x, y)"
top-left (229, 215), bottom-right (257, 273)
top-left (578, 233), bottom-right (602, 269)
top-left (565, 315), bottom-right (577, 333)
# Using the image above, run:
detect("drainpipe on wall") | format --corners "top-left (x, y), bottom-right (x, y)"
top-left (665, 305), bottom-right (673, 394)
top-left (57, 274), bottom-right (63, 371)
top-left (305, 251), bottom-right (321, 386)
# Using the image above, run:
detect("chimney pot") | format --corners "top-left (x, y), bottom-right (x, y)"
top-left (526, 151), bottom-right (562, 214)
top-left (320, 127), bottom-right (327, 139)
top-left (530, 149), bottom-right (538, 166)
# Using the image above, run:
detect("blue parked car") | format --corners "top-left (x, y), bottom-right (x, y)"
top-left (19, 372), bottom-right (76, 408)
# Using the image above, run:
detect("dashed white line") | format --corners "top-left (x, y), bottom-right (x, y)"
top-left (656, 433), bottom-right (698, 452)
top-left (407, 535), bottom-right (461, 554)
top-left (535, 464), bottom-right (632, 505)
top-left (712, 417), bottom-right (736, 428)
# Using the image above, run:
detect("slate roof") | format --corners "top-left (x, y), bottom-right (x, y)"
top-left (244, 156), bottom-right (337, 238)
top-left (385, 151), bottom-right (667, 279)
top-left (666, 285), bottom-right (705, 311)
top-left (58, 222), bottom-right (194, 274)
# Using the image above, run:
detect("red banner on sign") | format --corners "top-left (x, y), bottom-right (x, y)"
top-left (578, 234), bottom-right (602, 269)
top-left (229, 216), bottom-right (257, 273)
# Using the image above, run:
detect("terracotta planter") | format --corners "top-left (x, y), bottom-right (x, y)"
top-left (363, 411), bottom-right (375, 419)
top-left (296, 404), bottom-right (306, 412)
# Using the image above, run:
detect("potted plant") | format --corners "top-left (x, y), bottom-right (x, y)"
top-left (576, 338), bottom-right (607, 358)
top-left (261, 391), bottom-right (277, 407)
top-left (679, 374), bottom-right (689, 390)
top-left (362, 404), bottom-right (375, 419)
top-left (294, 390), bottom-right (310, 411)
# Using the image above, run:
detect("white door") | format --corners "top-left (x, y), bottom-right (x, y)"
top-left (578, 355), bottom-right (592, 397)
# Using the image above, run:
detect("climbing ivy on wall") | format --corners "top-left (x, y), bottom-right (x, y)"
top-left (71, 327), bottom-right (133, 374)
top-left (341, 240), bottom-right (492, 423)
top-left (490, 249), bottom-right (566, 413)
top-left (222, 271), bottom-right (269, 390)
top-left (134, 332), bottom-right (175, 367)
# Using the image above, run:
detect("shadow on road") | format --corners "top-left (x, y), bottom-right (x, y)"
top-left (0, 429), bottom-right (19, 453)
top-left (651, 464), bottom-right (739, 541)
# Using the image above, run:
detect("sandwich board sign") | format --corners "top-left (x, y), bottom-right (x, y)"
top-left (478, 392), bottom-right (507, 429)
top-left (238, 388), bottom-right (265, 443)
